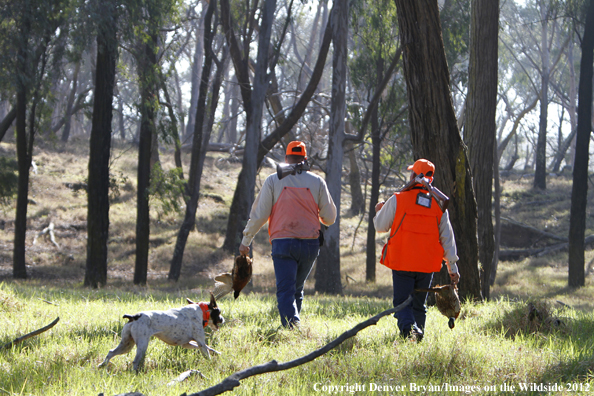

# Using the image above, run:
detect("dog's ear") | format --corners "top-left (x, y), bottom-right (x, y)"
top-left (209, 292), bottom-right (217, 309)
top-left (186, 298), bottom-right (197, 305)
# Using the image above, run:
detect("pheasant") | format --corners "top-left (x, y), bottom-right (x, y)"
top-left (415, 283), bottom-right (461, 329)
top-left (213, 255), bottom-right (253, 299)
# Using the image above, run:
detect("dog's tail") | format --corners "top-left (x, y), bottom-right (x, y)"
top-left (123, 314), bottom-right (142, 322)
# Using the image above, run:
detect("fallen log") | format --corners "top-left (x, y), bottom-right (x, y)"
top-left (2, 317), bottom-right (59, 350)
top-left (499, 235), bottom-right (594, 260)
top-left (186, 296), bottom-right (413, 396)
top-left (500, 216), bottom-right (568, 242)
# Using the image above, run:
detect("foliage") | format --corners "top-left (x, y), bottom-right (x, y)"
top-left (0, 156), bottom-right (17, 206)
top-left (149, 164), bottom-right (186, 217)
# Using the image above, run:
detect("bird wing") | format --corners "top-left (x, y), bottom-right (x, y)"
top-left (213, 273), bottom-right (233, 299)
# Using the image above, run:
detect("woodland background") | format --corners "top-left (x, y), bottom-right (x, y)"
top-left (0, 0), bottom-right (593, 302)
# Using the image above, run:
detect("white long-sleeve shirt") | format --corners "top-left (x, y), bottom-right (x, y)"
top-left (373, 193), bottom-right (459, 274)
top-left (241, 170), bottom-right (337, 247)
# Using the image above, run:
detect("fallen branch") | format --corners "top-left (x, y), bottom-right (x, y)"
top-left (500, 216), bottom-right (568, 242)
top-left (186, 296), bottom-right (413, 396)
top-left (2, 317), bottom-right (60, 350)
top-left (33, 222), bottom-right (60, 249)
top-left (499, 235), bottom-right (594, 260)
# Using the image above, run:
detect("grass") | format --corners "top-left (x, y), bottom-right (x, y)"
top-left (0, 283), bottom-right (593, 395)
top-left (0, 137), bottom-right (594, 395)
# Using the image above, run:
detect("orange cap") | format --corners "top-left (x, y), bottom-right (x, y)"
top-left (286, 141), bottom-right (307, 158)
top-left (407, 159), bottom-right (435, 179)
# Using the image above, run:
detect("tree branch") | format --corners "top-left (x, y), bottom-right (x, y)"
top-left (2, 317), bottom-right (60, 350)
top-left (187, 296), bottom-right (413, 396)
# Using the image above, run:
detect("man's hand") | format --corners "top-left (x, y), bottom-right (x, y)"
top-left (239, 244), bottom-right (250, 257)
top-left (375, 201), bottom-right (385, 213)
top-left (449, 272), bottom-right (460, 285)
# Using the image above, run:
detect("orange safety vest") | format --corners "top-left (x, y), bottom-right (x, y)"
top-left (380, 186), bottom-right (444, 273)
top-left (268, 186), bottom-right (320, 242)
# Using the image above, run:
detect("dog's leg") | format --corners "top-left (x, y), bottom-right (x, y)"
top-left (99, 325), bottom-right (135, 368)
top-left (183, 340), bottom-right (220, 358)
top-left (131, 338), bottom-right (150, 371)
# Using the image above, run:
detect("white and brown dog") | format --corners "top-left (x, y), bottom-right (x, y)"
top-left (99, 293), bottom-right (224, 371)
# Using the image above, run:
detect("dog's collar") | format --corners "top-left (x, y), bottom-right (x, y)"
top-left (198, 302), bottom-right (210, 328)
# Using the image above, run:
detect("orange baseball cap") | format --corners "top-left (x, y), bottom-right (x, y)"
top-left (286, 141), bottom-right (307, 158)
top-left (407, 159), bottom-right (435, 179)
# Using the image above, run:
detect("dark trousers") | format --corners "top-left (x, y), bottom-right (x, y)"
top-left (392, 270), bottom-right (433, 336)
top-left (271, 238), bottom-right (320, 327)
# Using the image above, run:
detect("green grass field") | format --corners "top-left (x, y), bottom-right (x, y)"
top-left (1, 281), bottom-right (593, 396)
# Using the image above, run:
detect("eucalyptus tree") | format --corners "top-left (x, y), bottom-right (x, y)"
top-left (219, 0), bottom-right (278, 254)
top-left (568, 0), bottom-right (594, 288)
top-left (0, 0), bottom-right (73, 279)
top-left (314, 0), bottom-right (349, 295)
top-left (125, 0), bottom-right (181, 285)
top-left (394, 0), bottom-right (481, 300)
top-left (169, 0), bottom-right (221, 281)
top-left (463, 0), bottom-right (499, 299)
top-left (85, 0), bottom-right (120, 287)
top-left (348, 0), bottom-right (403, 283)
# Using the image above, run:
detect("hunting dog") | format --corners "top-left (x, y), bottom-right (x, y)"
top-left (99, 293), bottom-right (224, 371)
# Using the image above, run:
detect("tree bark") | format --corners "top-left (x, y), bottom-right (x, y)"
top-left (84, 0), bottom-right (118, 288)
top-left (464, 0), bottom-right (499, 299)
top-left (346, 141), bottom-right (364, 216)
top-left (394, 0), bottom-right (481, 300)
top-left (314, 0), bottom-right (348, 295)
top-left (568, 0), bottom-right (594, 288)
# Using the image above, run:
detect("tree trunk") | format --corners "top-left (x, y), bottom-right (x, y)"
top-left (12, 6), bottom-right (34, 280)
top-left (464, 0), bottom-right (499, 299)
top-left (534, 3), bottom-right (550, 190)
top-left (185, 7), bottom-right (206, 141)
top-left (134, 33), bottom-right (159, 286)
top-left (84, 1), bottom-right (118, 288)
top-left (346, 141), bottom-right (364, 216)
top-left (169, 0), bottom-right (216, 281)
top-left (365, 57), bottom-right (384, 283)
top-left (314, 0), bottom-right (347, 295)
top-left (60, 61), bottom-right (81, 143)
top-left (13, 50), bottom-right (29, 280)
top-left (394, 0), bottom-right (481, 300)
top-left (568, 0), bottom-right (594, 288)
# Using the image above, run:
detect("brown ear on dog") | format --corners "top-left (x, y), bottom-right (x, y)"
top-left (209, 292), bottom-right (217, 309)
top-left (186, 298), bottom-right (197, 305)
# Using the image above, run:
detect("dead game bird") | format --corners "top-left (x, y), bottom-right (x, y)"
top-left (213, 255), bottom-right (253, 299)
top-left (415, 283), bottom-right (461, 329)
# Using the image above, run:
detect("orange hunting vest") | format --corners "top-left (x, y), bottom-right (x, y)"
top-left (268, 186), bottom-right (320, 242)
top-left (380, 187), bottom-right (444, 273)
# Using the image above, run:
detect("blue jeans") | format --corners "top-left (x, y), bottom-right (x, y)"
top-left (271, 238), bottom-right (320, 327)
top-left (392, 270), bottom-right (434, 337)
